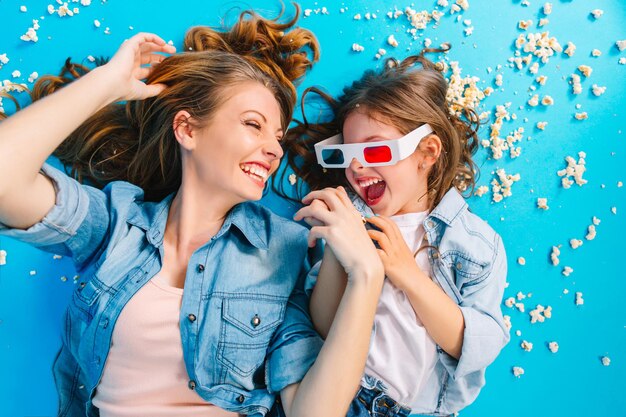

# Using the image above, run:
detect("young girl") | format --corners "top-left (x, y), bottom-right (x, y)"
top-left (0, 8), bottom-right (384, 417)
top-left (287, 49), bottom-right (510, 416)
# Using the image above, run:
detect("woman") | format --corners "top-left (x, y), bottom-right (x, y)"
top-left (0, 9), bottom-right (383, 417)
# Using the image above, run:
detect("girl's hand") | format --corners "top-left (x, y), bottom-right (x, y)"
top-left (365, 215), bottom-right (423, 291)
top-left (102, 32), bottom-right (176, 102)
top-left (294, 186), bottom-right (382, 279)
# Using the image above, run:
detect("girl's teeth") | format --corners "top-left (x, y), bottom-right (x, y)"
top-left (360, 178), bottom-right (381, 187)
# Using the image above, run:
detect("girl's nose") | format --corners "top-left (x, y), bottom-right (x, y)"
top-left (348, 157), bottom-right (363, 171)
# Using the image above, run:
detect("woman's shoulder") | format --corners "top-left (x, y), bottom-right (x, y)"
top-left (238, 201), bottom-right (309, 242)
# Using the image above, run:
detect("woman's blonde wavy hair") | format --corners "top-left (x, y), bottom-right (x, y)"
top-left (281, 46), bottom-right (480, 209)
top-left (0, 4), bottom-right (319, 201)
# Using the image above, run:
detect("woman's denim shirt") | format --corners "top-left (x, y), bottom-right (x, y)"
top-left (307, 189), bottom-right (510, 416)
top-left (0, 164), bottom-right (323, 417)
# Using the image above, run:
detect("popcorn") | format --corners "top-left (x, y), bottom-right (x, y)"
top-left (20, 20), bottom-right (40, 42)
top-left (557, 152), bottom-right (587, 188)
top-left (505, 297), bottom-right (516, 308)
top-left (29, 270), bottom-right (37, 276)
top-left (562, 266), bottom-right (573, 277)
top-left (512, 366), bottom-right (525, 377)
top-left (611, 207), bottom-right (617, 214)
top-left (529, 304), bottom-right (552, 323)
top-left (491, 168), bottom-right (521, 202)
top-left (456, 0), bottom-right (469, 10)
top-left (495, 74), bottom-right (503, 87)
top-left (591, 49), bottom-right (602, 57)
top-left (537, 198), bottom-right (549, 210)
top-left (94, 19), bottom-right (101, 28)
top-left (0, 249), bottom-right (6, 266)
top-left (518, 20), bottom-right (532, 31)
top-left (446, 61), bottom-right (486, 116)
top-left (570, 74), bottom-right (582, 95)
top-left (353, 13), bottom-right (361, 20)
top-left (592, 84), bottom-right (606, 97)
top-left (528, 94), bottom-right (539, 106)
top-left (529, 62), bottom-right (539, 74)
top-left (578, 65), bottom-right (593, 77)
top-left (593, 216), bottom-right (601, 225)
top-left (20, 5), bottom-right (27, 12)
top-left (0, 53), bottom-right (8, 65)
top-left (288, 173), bottom-right (297, 186)
top-left (617, 40), bottom-right (626, 51)
top-left (351, 43), bottom-right (365, 52)
top-left (518, 257), bottom-right (526, 266)
top-left (515, 330), bottom-right (522, 336)
top-left (538, 18), bottom-right (549, 27)
top-left (375, 49), bottom-right (387, 59)
top-left (541, 95), bottom-right (554, 106)
top-left (438, 0), bottom-right (449, 6)
top-left (590, 9), bottom-right (604, 19)
top-left (564, 41), bottom-right (576, 57)
top-left (620, 58), bottom-right (626, 65)
top-left (542, 3), bottom-right (552, 15)
top-left (536, 75), bottom-right (548, 85)
top-left (28, 72), bottom-right (39, 83)
top-left (575, 112), bottom-right (588, 120)
top-left (515, 303), bottom-right (525, 313)
top-left (11, 70), bottom-right (21, 78)
top-left (53, 254), bottom-right (63, 260)
top-left (516, 291), bottom-right (527, 301)
top-left (550, 246), bottom-right (560, 266)
top-left (474, 185), bottom-right (489, 197)
top-left (387, 35), bottom-right (399, 47)
top-left (601, 356), bottom-right (611, 366)
top-left (521, 340), bottom-right (533, 352)
top-left (504, 315), bottom-right (512, 331)
top-left (548, 342), bottom-right (559, 353)
top-left (586, 225), bottom-right (597, 240)
top-left (514, 32), bottom-right (562, 66)
top-left (536, 122), bottom-right (547, 130)
top-left (570, 239), bottom-right (583, 249)
top-left (575, 292), bottom-right (584, 305)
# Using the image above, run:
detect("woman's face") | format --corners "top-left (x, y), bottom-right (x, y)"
top-left (189, 81), bottom-right (285, 204)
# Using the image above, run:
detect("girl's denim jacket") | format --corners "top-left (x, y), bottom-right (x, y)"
top-left (307, 189), bottom-right (510, 416)
top-left (0, 164), bottom-right (323, 417)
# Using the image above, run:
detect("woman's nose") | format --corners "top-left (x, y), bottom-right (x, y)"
top-left (264, 138), bottom-right (284, 161)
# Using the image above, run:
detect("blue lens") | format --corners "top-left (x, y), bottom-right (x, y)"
top-left (321, 149), bottom-right (345, 165)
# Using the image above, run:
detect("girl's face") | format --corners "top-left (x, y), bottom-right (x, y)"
top-left (343, 110), bottom-right (429, 216)
top-left (188, 81), bottom-right (284, 204)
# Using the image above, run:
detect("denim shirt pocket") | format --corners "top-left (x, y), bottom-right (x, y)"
top-left (218, 296), bottom-right (286, 378)
top-left (435, 251), bottom-right (488, 303)
top-left (65, 277), bottom-right (105, 361)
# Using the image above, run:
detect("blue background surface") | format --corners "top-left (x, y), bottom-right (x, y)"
top-left (0, 1), bottom-right (624, 416)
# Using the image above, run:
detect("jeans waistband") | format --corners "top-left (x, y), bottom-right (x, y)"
top-left (357, 375), bottom-right (412, 417)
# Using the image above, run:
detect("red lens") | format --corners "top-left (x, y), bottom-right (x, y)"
top-left (363, 145), bottom-right (392, 163)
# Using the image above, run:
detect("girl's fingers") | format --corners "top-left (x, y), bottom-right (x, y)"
top-left (302, 188), bottom-right (344, 211)
top-left (293, 204), bottom-right (334, 225)
top-left (335, 185), bottom-right (356, 209)
top-left (140, 53), bottom-right (167, 65)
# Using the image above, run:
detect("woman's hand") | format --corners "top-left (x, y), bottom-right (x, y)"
top-left (294, 186), bottom-right (382, 280)
top-left (365, 215), bottom-right (424, 292)
top-left (101, 32), bottom-right (176, 102)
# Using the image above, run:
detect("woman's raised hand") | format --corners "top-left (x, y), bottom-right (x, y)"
top-left (294, 186), bottom-right (382, 279)
top-left (103, 33), bottom-right (176, 102)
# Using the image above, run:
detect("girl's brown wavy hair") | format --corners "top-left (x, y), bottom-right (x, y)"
top-left (1, 4), bottom-right (319, 201)
top-left (281, 46), bottom-right (480, 209)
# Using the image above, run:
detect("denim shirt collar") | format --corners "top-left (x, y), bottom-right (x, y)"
top-left (428, 187), bottom-right (468, 226)
top-left (126, 194), bottom-right (268, 250)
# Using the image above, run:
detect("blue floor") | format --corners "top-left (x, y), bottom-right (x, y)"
top-left (0, 1), bottom-right (624, 416)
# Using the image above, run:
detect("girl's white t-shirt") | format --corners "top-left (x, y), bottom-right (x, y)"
top-left (363, 211), bottom-right (439, 409)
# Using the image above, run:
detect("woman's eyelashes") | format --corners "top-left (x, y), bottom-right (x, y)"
top-left (244, 119), bottom-right (262, 132)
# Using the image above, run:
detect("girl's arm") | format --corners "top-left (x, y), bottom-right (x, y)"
top-left (280, 186), bottom-right (384, 417)
top-left (366, 215), bottom-right (464, 359)
top-left (0, 33), bottom-right (174, 230)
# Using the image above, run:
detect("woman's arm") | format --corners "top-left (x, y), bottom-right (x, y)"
top-left (281, 186), bottom-right (384, 417)
top-left (0, 33), bottom-right (174, 229)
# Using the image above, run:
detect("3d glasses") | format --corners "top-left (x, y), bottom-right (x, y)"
top-left (314, 124), bottom-right (433, 168)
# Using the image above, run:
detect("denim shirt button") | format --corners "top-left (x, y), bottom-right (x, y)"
top-left (251, 314), bottom-right (261, 327)
top-left (432, 252), bottom-right (439, 260)
top-left (188, 314), bottom-right (196, 322)
top-left (456, 262), bottom-right (463, 270)
top-left (188, 380), bottom-right (196, 390)
top-left (101, 318), bottom-right (109, 329)
top-left (237, 394), bottom-right (245, 403)
top-left (196, 264), bottom-right (205, 273)
top-left (426, 220), bottom-right (435, 229)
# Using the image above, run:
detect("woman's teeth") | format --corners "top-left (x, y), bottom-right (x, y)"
top-left (240, 164), bottom-right (268, 182)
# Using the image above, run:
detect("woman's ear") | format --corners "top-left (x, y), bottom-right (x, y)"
top-left (419, 134), bottom-right (442, 169)
top-left (173, 110), bottom-right (197, 151)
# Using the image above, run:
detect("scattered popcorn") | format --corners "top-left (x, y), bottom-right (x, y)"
top-left (518, 257), bottom-right (526, 265)
top-left (351, 43), bottom-right (365, 52)
top-left (578, 65), bottom-right (592, 77)
top-left (504, 315), bottom-right (512, 331)
top-left (611, 207), bottom-right (617, 215)
top-left (618, 181), bottom-right (623, 188)
top-left (505, 297), bottom-right (516, 308)
top-left (541, 95), bottom-right (554, 106)
top-left (521, 340), bottom-right (533, 352)
top-left (515, 303), bottom-right (525, 313)
top-left (437, 0), bottom-right (449, 6)
top-left (575, 112), bottom-right (588, 120)
top-left (536, 121), bottom-right (547, 130)
top-left (60, 275), bottom-right (68, 282)
top-left (620, 58), bottom-right (626, 65)
top-left (474, 185), bottom-right (489, 197)
top-left (491, 168), bottom-right (521, 202)
top-left (0, 249), bottom-right (6, 266)
top-left (543, 3), bottom-right (552, 15)
top-left (593, 216), bottom-right (601, 225)
top-left (516, 291), bottom-right (526, 301)
top-left (570, 74), bottom-right (582, 95)
top-left (575, 292), bottom-right (584, 305)
top-left (53, 254), bottom-right (63, 260)
top-left (564, 41), bottom-right (576, 57)
top-left (592, 84), bottom-right (606, 97)
top-left (513, 366), bottom-right (525, 377)
top-left (464, 26), bottom-right (474, 36)
top-left (446, 61), bottom-right (486, 116)
top-left (529, 62), bottom-right (539, 74)
top-left (537, 198), bottom-right (549, 210)
top-left (530, 304), bottom-right (552, 323)
top-left (20, 20), bottom-right (40, 42)
top-left (94, 19), bottom-right (101, 28)
top-left (536, 75), bottom-right (548, 85)
top-left (563, 289), bottom-right (569, 294)
top-left (288, 173), bottom-right (297, 186)
top-left (591, 49), bottom-right (602, 57)
top-left (586, 225), bottom-right (597, 240)
top-left (528, 94), bottom-right (539, 106)
top-left (570, 239), bottom-right (583, 249)
top-left (81, 0), bottom-right (92, 6)
top-left (550, 246), bottom-right (560, 266)
top-left (590, 9), bottom-right (604, 20)
top-left (303, 9), bottom-right (312, 17)
top-left (29, 270), bottom-right (37, 276)
top-left (20, 5), bottom-right (27, 12)
top-left (515, 330), bottom-right (522, 336)
top-left (518, 20), bottom-right (533, 31)
top-left (538, 18), bottom-right (549, 27)
top-left (387, 35), bottom-right (399, 47)
top-left (617, 40), bottom-right (626, 51)
top-left (548, 342), bottom-right (559, 353)
top-left (11, 70), bottom-right (21, 78)
top-left (601, 356), bottom-right (611, 366)
top-left (557, 152), bottom-right (587, 188)
top-left (28, 72), bottom-right (39, 83)
top-left (0, 53), bottom-right (8, 65)
top-left (353, 13), bottom-right (361, 20)
top-left (456, 0), bottom-right (469, 10)
top-left (48, 4), bottom-right (56, 14)
top-left (562, 266), bottom-right (573, 277)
